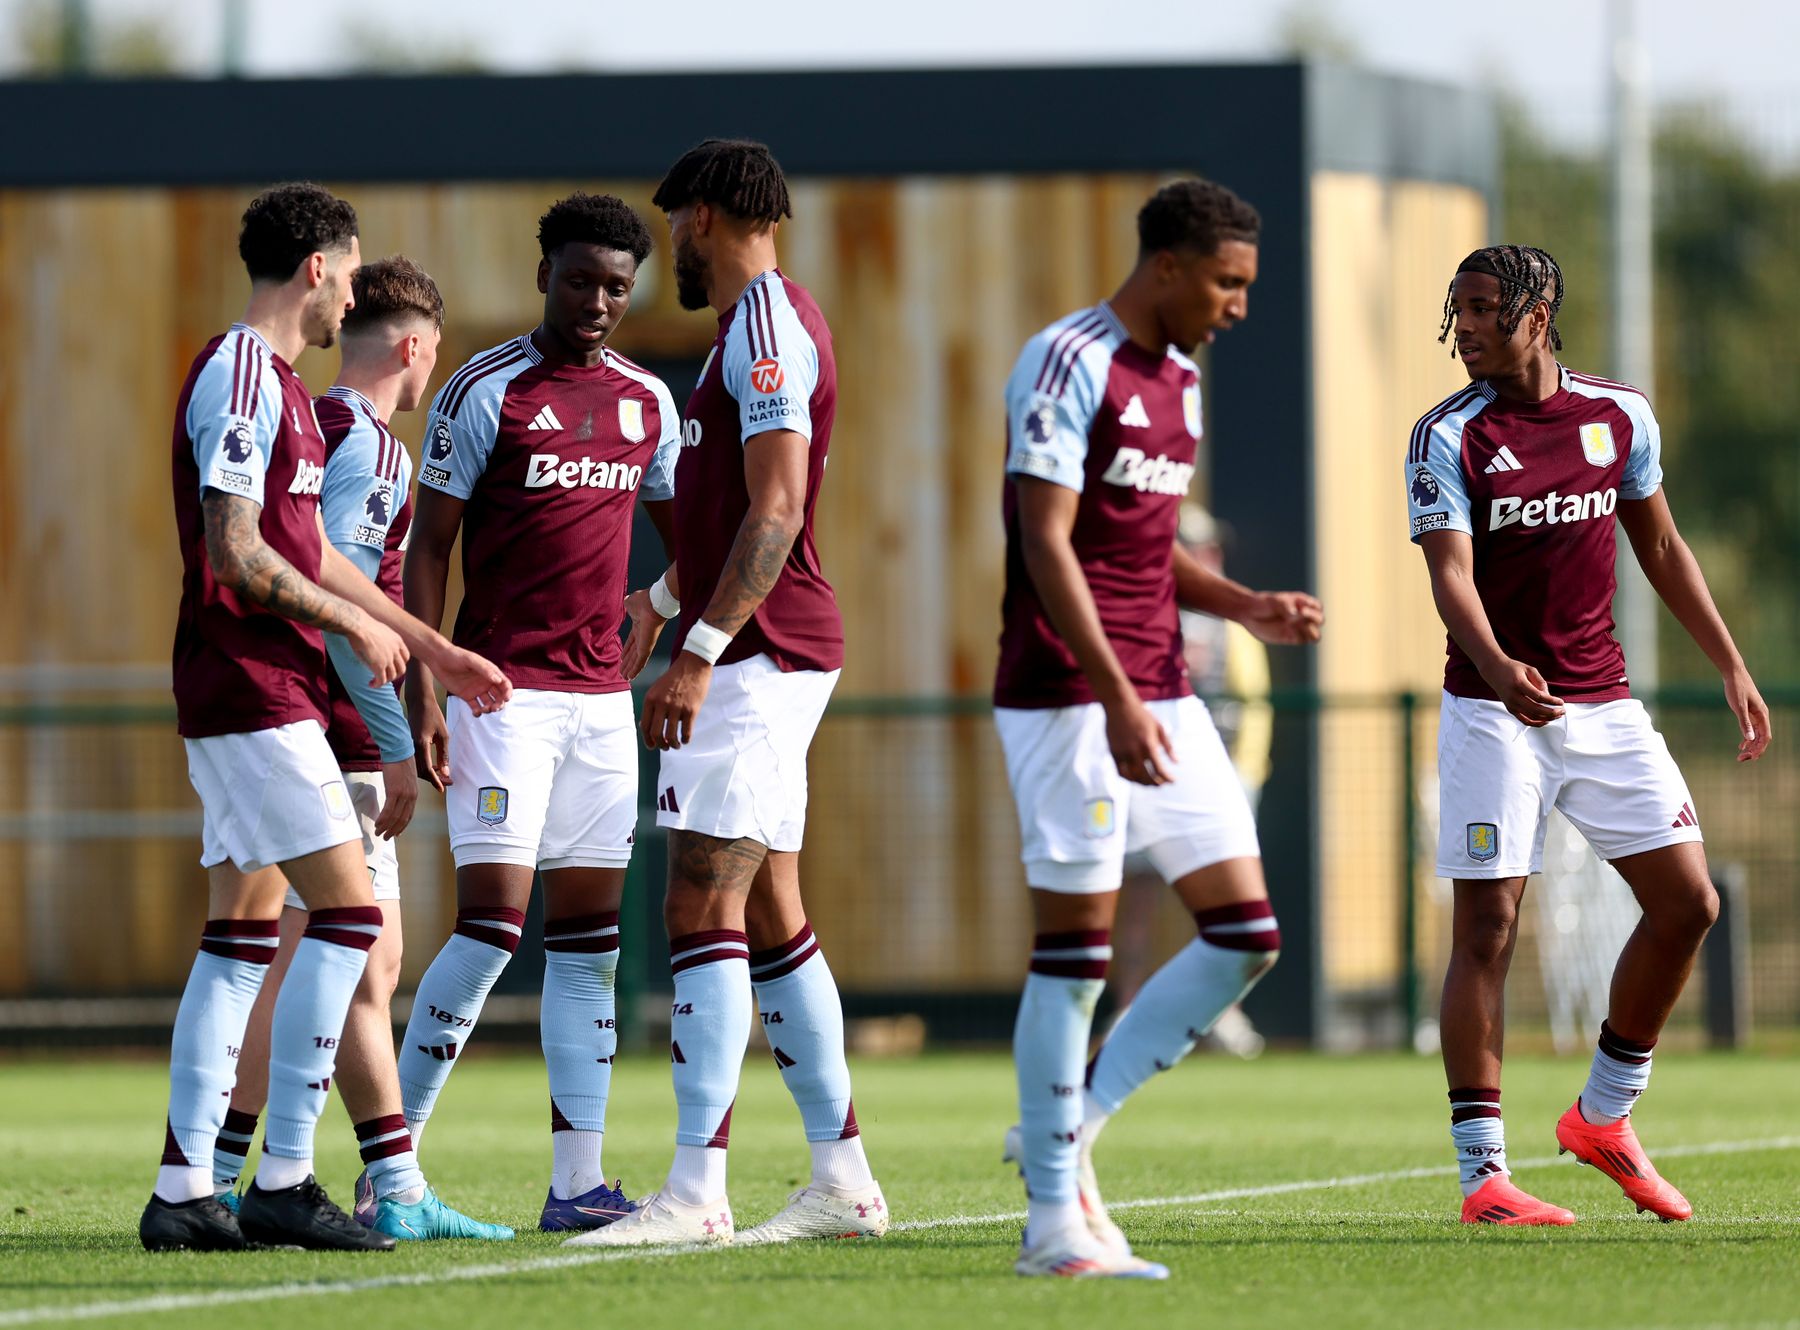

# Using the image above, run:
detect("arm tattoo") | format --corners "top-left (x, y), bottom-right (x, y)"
top-left (703, 514), bottom-right (798, 634)
top-left (202, 492), bottom-right (360, 635)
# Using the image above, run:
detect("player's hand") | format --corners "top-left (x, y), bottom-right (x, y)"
top-left (350, 615), bottom-right (410, 687)
top-left (1241, 590), bottom-right (1324, 645)
top-left (425, 641), bottom-right (511, 717)
top-left (641, 651), bottom-right (712, 751)
top-left (1483, 658), bottom-right (1564, 727)
top-left (1723, 665), bottom-right (1771, 762)
top-left (621, 588), bottom-right (666, 681)
top-left (373, 758), bottom-right (419, 839)
top-left (409, 693), bottom-right (453, 792)
top-left (1104, 695), bottom-right (1177, 786)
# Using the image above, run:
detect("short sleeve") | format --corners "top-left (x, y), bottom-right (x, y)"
top-left (1004, 334), bottom-right (1103, 493)
top-left (723, 283), bottom-right (818, 442)
top-left (418, 399), bottom-right (496, 501)
top-left (1405, 417), bottom-right (1473, 543)
top-left (189, 337), bottom-right (280, 506)
top-left (1619, 399), bottom-right (1664, 500)
top-left (321, 419), bottom-right (399, 551)
top-left (639, 387), bottom-right (682, 503)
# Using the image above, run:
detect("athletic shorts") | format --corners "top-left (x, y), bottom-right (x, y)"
top-left (283, 769), bottom-right (399, 910)
top-left (995, 694), bottom-right (1261, 894)
top-left (654, 654), bottom-right (838, 853)
top-left (1436, 692), bottom-right (1701, 879)
top-left (185, 720), bottom-right (360, 873)
top-left (447, 688), bottom-right (637, 871)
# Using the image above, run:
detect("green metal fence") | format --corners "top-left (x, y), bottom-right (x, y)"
top-left (1, 689), bottom-right (1794, 1049)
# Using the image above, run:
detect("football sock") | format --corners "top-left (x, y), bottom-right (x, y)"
top-left (156, 919), bottom-right (278, 1203)
top-left (1084, 902), bottom-right (1281, 1119)
top-left (665, 930), bottom-right (751, 1205)
top-left (356, 1114), bottom-right (426, 1204)
top-left (397, 906), bottom-right (524, 1139)
top-left (543, 911), bottom-right (620, 1199)
top-left (257, 906), bottom-right (381, 1190)
top-left (749, 922), bottom-right (873, 1189)
top-left (1581, 1020), bottom-right (1656, 1124)
top-left (1015, 930), bottom-right (1109, 1248)
top-left (212, 1107), bottom-right (260, 1193)
top-left (1450, 1087), bottom-right (1507, 1196)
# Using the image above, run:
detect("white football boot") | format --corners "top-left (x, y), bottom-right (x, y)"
top-left (561, 1190), bottom-right (733, 1247)
top-left (1015, 1228), bottom-right (1169, 1280)
top-left (1002, 1123), bottom-right (1130, 1257)
top-left (735, 1180), bottom-right (889, 1245)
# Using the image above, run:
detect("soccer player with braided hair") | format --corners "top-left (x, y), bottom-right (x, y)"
top-left (1405, 245), bottom-right (1770, 1225)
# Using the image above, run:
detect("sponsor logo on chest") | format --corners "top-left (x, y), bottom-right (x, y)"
top-left (1488, 486), bottom-right (1617, 531)
top-left (288, 458), bottom-right (325, 495)
top-left (1100, 445), bottom-right (1195, 496)
top-left (524, 453), bottom-right (643, 492)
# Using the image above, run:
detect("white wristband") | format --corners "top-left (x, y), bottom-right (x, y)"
top-left (648, 572), bottom-right (680, 620)
top-left (682, 621), bottom-right (733, 665)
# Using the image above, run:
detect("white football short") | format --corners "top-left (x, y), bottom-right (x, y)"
top-left (1436, 692), bottom-right (1701, 879)
top-left (447, 688), bottom-right (638, 871)
top-left (654, 654), bottom-right (838, 853)
top-left (995, 694), bottom-right (1262, 894)
top-left (185, 719), bottom-right (360, 873)
top-left (283, 770), bottom-right (400, 911)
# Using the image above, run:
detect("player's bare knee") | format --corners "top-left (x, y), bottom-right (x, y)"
top-left (1647, 878), bottom-right (1718, 940)
top-left (1455, 908), bottom-right (1517, 969)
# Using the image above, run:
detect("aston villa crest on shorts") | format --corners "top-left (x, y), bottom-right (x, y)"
top-left (1084, 797), bottom-right (1116, 839)
top-left (1579, 422), bottom-right (1616, 467)
top-left (477, 786), bottom-right (509, 826)
top-left (1466, 822), bottom-right (1499, 862)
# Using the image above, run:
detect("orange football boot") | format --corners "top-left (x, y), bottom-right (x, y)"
top-left (1460, 1176), bottom-right (1576, 1225)
top-left (1555, 1100), bottom-right (1693, 1221)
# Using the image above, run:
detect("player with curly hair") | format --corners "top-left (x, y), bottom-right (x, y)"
top-left (395, 193), bottom-right (682, 1233)
top-left (993, 178), bottom-right (1324, 1279)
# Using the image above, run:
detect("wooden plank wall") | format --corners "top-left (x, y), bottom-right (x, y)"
top-left (0, 175), bottom-right (1161, 994)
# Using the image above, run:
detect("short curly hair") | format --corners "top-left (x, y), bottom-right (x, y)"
top-left (1137, 179), bottom-right (1261, 257)
top-left (537, 192), bottom-right (654, 264)
top-left (343, 255), bottom-right (444, 334)
top-left (238, 182), bottom-right (359, 283)
top-left (652, 139), bottom-right (792, 224)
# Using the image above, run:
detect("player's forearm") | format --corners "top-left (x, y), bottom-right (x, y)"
top-left (203, 493), bottom-right (362, 635)
top-left (695, 509), bottom-right (800, 635)
top-left (1428, 565), bottom-right (1511, 677)
top-left (1172, 544), bottom-right (1258, 620)
top-left (1637, 535), bottom-right (1746, 677)
top-left (1022, 535), bottom-right (1137, 706)
top-left (402, 542), bottom-right (453, 707)
top-left (324, 631), bottom-right (415, 762)
top-left (320, 543), bottom-right (445, 657)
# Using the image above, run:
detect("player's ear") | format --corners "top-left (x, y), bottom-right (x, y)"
top-left (400, 331), bottom-right (420, 368)
top-left (304, 250), bottom-right (327, 290)
top-left (537, 257), bottom-right (552, 296)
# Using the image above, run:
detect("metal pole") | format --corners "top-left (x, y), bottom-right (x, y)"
top-left (1610, 0), bottom-right (1659, 697)
top-left (220, 0), bottom-right (248, 77)
top-left (1399, 690), bottom-right (1420, 1045)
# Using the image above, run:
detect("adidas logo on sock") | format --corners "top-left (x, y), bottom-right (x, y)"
top-left (527, 405), bottom-right (564, 432)
top-left (1483, 446), bottom-right (1524, 474)
top-left (415, 1042), bottom-right (458, 1062)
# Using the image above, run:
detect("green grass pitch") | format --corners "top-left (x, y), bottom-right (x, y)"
top-left (2, 1049), bottom-right (1795, 1329)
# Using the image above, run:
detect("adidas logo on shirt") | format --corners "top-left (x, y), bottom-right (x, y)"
top-left (527, 405), bottom-right (564, 432)
top-left (1483, 446), bottom-right (1525, 474)
top-left (1118, 395), bottom-right (1152, 428)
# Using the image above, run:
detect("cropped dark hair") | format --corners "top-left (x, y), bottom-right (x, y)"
top-left (537, 192), bottom-right (654, 264)
top-left (1137, 179), bottom-right (1261, 257)
top-left (652, 139), bottom-right (792, 224)
top-left (238, 182), bottom-right (358, 283)
top-left (1438, 245), bottom-right (1565, 353)
top-left (343, 255), bottom-right (444, 334)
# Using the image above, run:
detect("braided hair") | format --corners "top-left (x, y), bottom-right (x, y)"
top-left (652, 139), bottom-right (793, 224)
top-left (1438, 244), bottom-right (1564, 355)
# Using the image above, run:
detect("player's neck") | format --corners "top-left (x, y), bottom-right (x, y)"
top-left (708, 241), bottom-right (780, 315)
top-left (1485, 353), bottom-right (1561, 404)
top-left (331, 364), bottom-right (402, 422)
top-left (1105, 278), bottom-right (1172, 355)
top-left (238, 291), bottom-right (310, 365)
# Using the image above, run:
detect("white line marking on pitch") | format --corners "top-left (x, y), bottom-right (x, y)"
top-left (3, 1135), bottom-right (1795, 1326)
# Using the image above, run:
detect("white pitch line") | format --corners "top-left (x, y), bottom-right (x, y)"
top-left (4, 1134), bottom-right (1796, 1327)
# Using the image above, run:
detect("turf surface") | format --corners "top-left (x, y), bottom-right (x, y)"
top-left (2, 1049), bottom-right (1795, 1328)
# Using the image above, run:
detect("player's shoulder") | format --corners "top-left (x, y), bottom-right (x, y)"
top-left (1166, 345), bottom-right (1201, 377)
top-left (318, 387), bottom-right (406, 482)
top-left (193, 324), bottom-right (280, 398)
top-left (603, 347), bottom-right (677, 407)
top-left (430, 333), bottom-right (541, 421)
top-left (728, 270), bottom-right (825, 359)
top-left (1011, 304), bottom-right (1128, 404)
top-left (1563, 366), bottom-right (1654, 415)
top-left (1406, 380), bottom-right (1490, 463)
